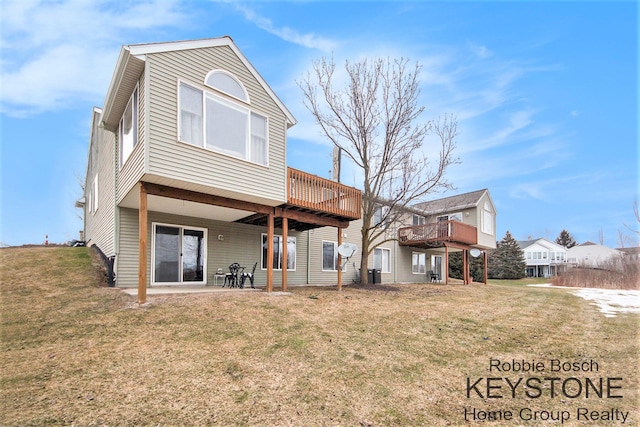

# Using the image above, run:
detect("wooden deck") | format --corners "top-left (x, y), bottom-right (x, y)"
top-left (287, 168), bottom-right (362, 220)
top-left (398, 220), bottom-right (478, 247)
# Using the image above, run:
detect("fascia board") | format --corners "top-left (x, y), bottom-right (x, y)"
top-left (126, 36), bottom-right (297, 127)
top-left (101, 46), bottom-right (130, 131)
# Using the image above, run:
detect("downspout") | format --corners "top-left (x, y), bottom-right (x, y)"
top-left (393, 239), bottom-right (397, 283)
top-left (307, 229), bottom-right (311, 285)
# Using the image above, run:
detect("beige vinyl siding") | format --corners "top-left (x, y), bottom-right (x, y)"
top-left (116, 72), bottom-right (146, 205)
top-left (85, 127), bottom-right (116, 256)
top-left (115, 209), bottom-right (309, 288)
top-left (116, 208), bottom-right (143, 287)
top-left (395, 246), bottom-right (431, 284)
top-left (306, 219), bottom-right (362, 285)
top-left (476, 193), bottom-right (497, 249)
top-left (145, 47), bottom-right (287, 205)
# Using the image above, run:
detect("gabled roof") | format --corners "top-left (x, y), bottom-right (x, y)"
top-left (517, 237), bottom-right (566, 252)
top-left (101, 36), bottom-right (297, 131)
top-left (413, 189), bottom-right (493, 215)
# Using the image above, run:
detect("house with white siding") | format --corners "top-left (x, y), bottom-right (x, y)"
top-left (518, 238), bottom-right (567, 278)
top-left (566, 242), bottom-right (624, 268)
top-left (79, 37), bottom-right (498, 303)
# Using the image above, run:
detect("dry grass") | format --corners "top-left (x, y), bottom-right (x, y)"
top-left (1, 247), bottom-right (639, 426)
top-left (552, 257), bottom-right (640, 290)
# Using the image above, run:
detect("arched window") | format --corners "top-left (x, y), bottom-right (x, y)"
top-left (204, 70), bottom-right (249, 102)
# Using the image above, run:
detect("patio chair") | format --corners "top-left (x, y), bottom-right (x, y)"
top-left (428, 270), bottom-right (440, 283)
top-left (224, 263), bottom-right (241, 288)
top-left (240, 262), bottom-right (257, 289)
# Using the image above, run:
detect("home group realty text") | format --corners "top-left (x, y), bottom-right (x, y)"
top-left (463, 358), bottom-right (631, 424)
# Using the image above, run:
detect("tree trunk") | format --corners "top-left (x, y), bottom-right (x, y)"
top-left (360, 228), bottom-right (370, 284)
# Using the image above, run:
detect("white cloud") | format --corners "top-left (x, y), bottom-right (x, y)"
top-left (0, 0), bottom-right (190, 117)
top-left (235, 4), bottom-right (338, 52)
top-left (469, 42), bottom-right (492, 59)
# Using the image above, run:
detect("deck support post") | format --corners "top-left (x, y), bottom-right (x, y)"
top-left (282, 217), bottom-right (288, 292)
top-left (464, 250), bottom-right (470, 284)
top-left (138, 183), bottom-right (148, 305)
top-left (444, 246), bottom-right (449, 285)
top-left (266, 212), bottom-right (274, 292)
top-left (337, 228), bottom-right (343, 291)
top-left (483, 251), bottom-right (488, 284)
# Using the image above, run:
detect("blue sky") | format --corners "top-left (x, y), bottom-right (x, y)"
top-left (1, 0), bottom-right (637, 248)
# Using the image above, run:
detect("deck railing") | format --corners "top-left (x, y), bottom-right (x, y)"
top-left (287, 168), bottom-right (362, 219)
top-left (398, 220), bottom-right (478, 246)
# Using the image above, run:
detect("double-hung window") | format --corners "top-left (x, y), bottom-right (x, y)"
top-left (373, 248), bottom-right (391, 273)
top-left (321, 241), bottom-right (348, 272)
top-left (119, 86), bottom-right (138, 167)
top-left (412, 252), bottom-right (426, 274)
top-left (178, 74), bottom-right (268, 166)
top-left (481, 201), bottom-right (494, 235)
top-left (373, 205), bottom-right (390, 226)
top-left (413, 214), bottom-right (425, 225)
top-left (322, 241), bottom-right (338, 271)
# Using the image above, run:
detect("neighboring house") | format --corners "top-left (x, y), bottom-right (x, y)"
top-left (79, 37), bottom-right (498, 303)
top-left (567, 242), bottom-right (624, 268)
top-left (396, 189), bottom-right (498, 284)
top-left (517, 238), bottom-right (567, 278)
top-left (617, 247), bottom-right (640, 262)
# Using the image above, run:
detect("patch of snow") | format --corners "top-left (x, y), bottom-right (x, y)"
top-left (528, 284), bottom-right (640, 317)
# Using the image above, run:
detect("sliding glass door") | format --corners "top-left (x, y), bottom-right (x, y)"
top-left (153, 223), bottom-right (206, 284)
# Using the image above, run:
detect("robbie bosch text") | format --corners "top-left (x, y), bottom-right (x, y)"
top-left (466, 358), bottom-right (623, 399)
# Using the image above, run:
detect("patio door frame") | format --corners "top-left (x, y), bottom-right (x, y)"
top-left (151, 222), bottom-right (208, 286)
top-left (431, 255), bottom-right (443, 280)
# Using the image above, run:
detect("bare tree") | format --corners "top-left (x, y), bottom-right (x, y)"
top-left (298, 57), bottom-right (458, 283)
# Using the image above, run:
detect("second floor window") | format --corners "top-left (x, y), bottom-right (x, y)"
top-left (373, 205), bottom-right (390, 226)
top-left (481, 201), bottom-right (494, 235)
top-left (179, 81), bottom-right (268, 166)
top-left (119, 86), bottom-right (138, 167)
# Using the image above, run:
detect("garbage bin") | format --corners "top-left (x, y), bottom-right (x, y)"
top-left (368, 269), bottom-right (374, 284)
top-left (373, 269), bottom-right (381, 284)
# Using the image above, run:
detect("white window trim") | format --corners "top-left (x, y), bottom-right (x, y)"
top-left (92, 175), bottom-right (99, 214)
top-left (119, 84), bottom-right (139, 169)
top-left (204, 69), bottom-right (250, 103)
top-left (481, 201), bottom-right (494, 235)
top-left (177, 79), bottom-right (269, 167)
top-left (412, 252), bottom-right (426, 274)
top-left (261, 234), bottom-right (296, 271)
top-left (151, 223), bottom-right (208, 286)
top-left (373, 247), bottom-right (391, 273)
top-left (413, 214), bottom-right (425, 225)
top-left (321, 240), bottom-right (347, 272)
top-left (438, 212), bottom-right (463, 222)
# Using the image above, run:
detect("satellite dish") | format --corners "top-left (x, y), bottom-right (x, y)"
top-left (470, 249), bottom-right (482, 258)
top-left (338, 243), bottom-right (358, 258)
